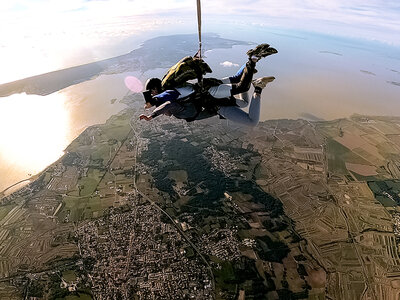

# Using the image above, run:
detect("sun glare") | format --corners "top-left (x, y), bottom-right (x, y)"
top-left (0, 93), bottom-right (69, 175)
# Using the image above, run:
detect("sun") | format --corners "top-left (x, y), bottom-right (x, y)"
top-left (0, 92), bottom-right (69, 174)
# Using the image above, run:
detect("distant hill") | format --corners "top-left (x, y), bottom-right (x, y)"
top-left (0, 33), bottom-right (249, 97)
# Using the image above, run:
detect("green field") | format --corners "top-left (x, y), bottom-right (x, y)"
top-left (327, 138), bottom-right (370, 175)
top-left (90, 144), bottom-right (111, 162)
top-left (375, 196), bottom-right (396, 207)
top-left (59, 196), bottom-right (88, 222)
top-left (168, 170), bottom-right (188, 183)
top-left (59, 194), bottom-right (116, 221)
top-left (80, 169), bottom-right (103, 195)
top-left (82, 196), bottom-right (115, 219)
top-left (64, 293), bottom-right (92, 300)
top-left (102, 125), bottom-right (131, 142)
top-left (101, 111), bottom-right (132, 141)
top-left (68, 168), bottom-right (104, 197)
top-left (62, 270), bottom-right (77, 282)
top-left (184, 246), bottom-right (195, 258)
top-left (0, 204), bottom-right (16, 221)
top-left (213, 260), bottom-right (236, 295)
top-left (368, 180), bottom-right (400, 207)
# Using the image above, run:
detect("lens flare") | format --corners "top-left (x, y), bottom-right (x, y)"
top-left (124, 76), bottom-right (143, 93)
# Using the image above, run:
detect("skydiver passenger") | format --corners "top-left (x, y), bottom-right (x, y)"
top-left (139, 44), bottom-right (277, 127)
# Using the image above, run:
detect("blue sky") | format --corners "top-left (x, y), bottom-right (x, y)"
top-left (0, 0), bottom-right (399, 83)
top-left (2, 0), bottom-right (398, 41)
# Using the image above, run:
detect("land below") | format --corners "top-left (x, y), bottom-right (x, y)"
top-left (1, 96), bottom-right (400, 299)
top-left (1, 33), bottom-right (400, 299)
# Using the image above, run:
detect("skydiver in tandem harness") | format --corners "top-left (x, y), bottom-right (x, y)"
top-left (139, 43), bottom-right (277, 127)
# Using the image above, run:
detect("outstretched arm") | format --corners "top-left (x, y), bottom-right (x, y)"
top-left (139, 101), bottom-right (184, 121)
top-left (139, 114), bottom-right (153, 121)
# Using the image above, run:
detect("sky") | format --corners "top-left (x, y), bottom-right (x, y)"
top-left (0, 0), bottom-right (399, 83)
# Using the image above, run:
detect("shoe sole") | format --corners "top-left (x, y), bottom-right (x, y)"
top-left (253, 76), bottom-right (275, 88)
top-left (247, 44), bottom-right (278, 58)
top-left (254, 76), bottom-right (275, 83)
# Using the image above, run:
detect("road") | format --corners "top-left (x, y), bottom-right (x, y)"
top-left (0, 178), bottom-right (32, 200)
top-left (129, 120), bottom-right (216, 295)
top-left (324, 180), bottom-right (375, 299)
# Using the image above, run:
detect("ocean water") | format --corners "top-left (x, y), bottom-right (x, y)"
top-left (201, 26), bottom-right (400, 121)
top-left (0, 72), bottom-right (136, 192)
top-left (0, 25), bottom-right (399, 192)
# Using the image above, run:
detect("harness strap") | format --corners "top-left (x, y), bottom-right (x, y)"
top-left (197, 0), bottom-right (202, 59)
top-left (180, 86), bottom-right (206, 122)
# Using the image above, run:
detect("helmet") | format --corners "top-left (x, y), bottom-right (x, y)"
top-left (145, 78), bottom-right (162, 92)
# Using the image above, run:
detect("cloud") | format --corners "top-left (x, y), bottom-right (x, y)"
top-left (0, 0), bottom-right (399, 83)
top-left (0, 0), bottom-right (189, 83)
top-left (2, 0), bottom-right (399, 45)
top-left (202, 0), bottom-right (400, 45)
top-left (220, 61), bottom-right (239, 68)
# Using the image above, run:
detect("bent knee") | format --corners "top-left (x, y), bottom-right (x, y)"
top-left (237, 117), bottom-right (259, 127)
top-left (246, 119), bottom-right (259, 127)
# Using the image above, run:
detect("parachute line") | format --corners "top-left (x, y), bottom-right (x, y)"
top-left (196, 0), bottom-right (202, 58)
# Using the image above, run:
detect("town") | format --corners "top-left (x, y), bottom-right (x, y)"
top-left (1, 102), bottom-right (400, 299)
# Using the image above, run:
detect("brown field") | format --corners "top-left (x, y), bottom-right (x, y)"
top-left (362, 133), bottom-right (389, 146)
top-left (283, 254), bottom-right (305, 293)
top-left (167, 170), bottom-right (188, 183)
top-left (333, 132), bottom-right (386, 162)
top-left (334, 134), bottom-right (367, 151)
top-left (388, 135), bottom-right (400, 147)
top-left (255, 179), bottom-right (268, 186)
top-left (371, 122), bottom-right (400, 135)
top-left (352, 147), bottom-right (384, 165)
top-left (231, 192), bottom-right (253, 202)
top-left (241, 249), bottom-right (257, 260)
top-left (234, 199), bottom-right (265, 214)
top-left (345, 163), bottom-right (377, 176)
top-left (306, 267), bottom-right (326, 288)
